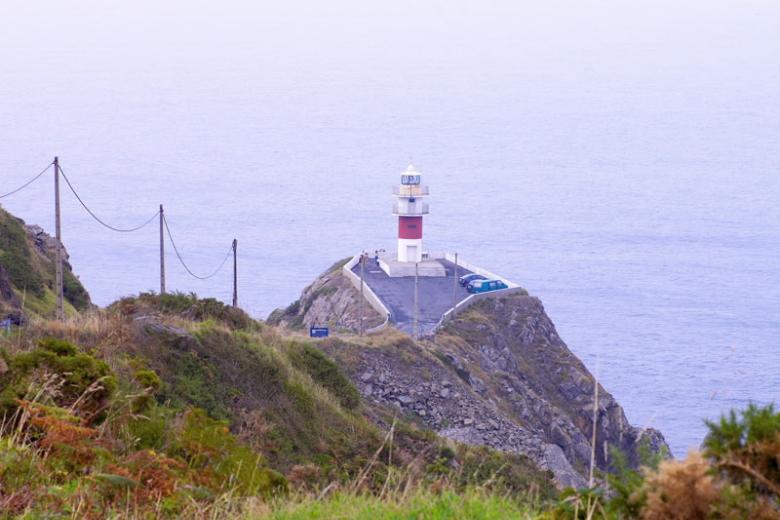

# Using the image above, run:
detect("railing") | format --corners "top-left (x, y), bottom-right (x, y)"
top-left (425, 287), bottom-right (528, 337)
top-left (393, 202), bottom-right (429, 215)
top-left (341, 253), bottom-right (523, 337)
top-left (423, 254), bottom-right (524, 336)
top-left (393, 185), bottom-right (429, 196)
top-left (342, 255), bottom-right (391, 334)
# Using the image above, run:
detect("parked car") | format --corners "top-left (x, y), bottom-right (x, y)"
top-left (459, 273), bottom-right (486, 287)
top-left (467, 279), bottom-right (508, 294)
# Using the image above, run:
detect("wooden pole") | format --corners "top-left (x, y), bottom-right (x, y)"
top-left (589, 373), bottom-right (600, 487)
top-left (452, 252), bottom-right (458, 320)
top-left (159, 204), bottom-right (166, 295)
top-left (359, 253), bottom-right (365, 336)
top-left (414, 261), bottom-right (419, 340)
top-left (53, 157), bottom-right (64, 321)
top-left (232, 238), bottom-right (238, 308)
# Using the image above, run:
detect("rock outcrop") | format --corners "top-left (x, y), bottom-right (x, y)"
top-left (286, 264), bottom-right (669, 488)
top-left (268, 259), bottom-right (383, 332)
top-left (434, 295), bottom-right (667, 483)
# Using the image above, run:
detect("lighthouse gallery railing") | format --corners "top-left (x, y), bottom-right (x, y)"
top-left (392, 202), bottom-right (429, 215)
top-left (392, 185), bottom-right (430, 196)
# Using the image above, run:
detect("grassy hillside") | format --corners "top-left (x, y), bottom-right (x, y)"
top-left (0, 292), bottom-right (556, 517)
top-left (1, 292), bottom-right (778, 518)
top-left (0, 207), bottom-right (90, 317)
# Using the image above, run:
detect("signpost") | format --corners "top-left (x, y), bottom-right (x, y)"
top-left (310, 327), bottom-right (329, 338)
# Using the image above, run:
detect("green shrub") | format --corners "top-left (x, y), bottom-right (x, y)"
top-left (1, 338), bottom-right (116, 422)
top-left (131, 369), bottom-right (162, 413)
top-left (704, 403), bottom-right (780, 497)
top-left (171, 408), bottom-right (287, 496)
top-left (0, 436), bottom-right (38, 492)
top-left (128, 404), bottom-right (171, 450)
top-left (287, 342), bottom-right (360, 410)
top-left (284, 380), bottom-right (315, 414)
top-left (161, 350), bottom-right (225, 419)
top-left (63, 267), bottom-right (91, 310)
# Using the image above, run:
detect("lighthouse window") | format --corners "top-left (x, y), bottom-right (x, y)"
top-left (401, 175), bottom-right (421, 185)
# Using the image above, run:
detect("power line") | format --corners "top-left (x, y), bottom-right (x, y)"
top-left (162, 214), bottom-right (232, 280)
top-left (58, 165), bottom-right (159, 232)
top-left (4, 157), bottom-right (237, 298)
top-left (0, 161), bottom-right (53, 198)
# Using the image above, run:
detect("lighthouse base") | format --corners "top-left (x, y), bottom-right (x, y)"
top-left (378, 253), bottom-right (446, 278)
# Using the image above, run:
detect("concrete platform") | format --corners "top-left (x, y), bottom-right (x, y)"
top-left (352, 258), bottom-right (472, 335)
top-left (377, 254), bottom-right (446, 277)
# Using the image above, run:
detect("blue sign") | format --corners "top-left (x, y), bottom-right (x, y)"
top-left (310, 327), bottom-right (329, 338)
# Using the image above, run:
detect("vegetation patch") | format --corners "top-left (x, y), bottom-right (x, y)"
top-left (0, 211), bottom-right (45, 296)
top-left (287, 341), bottom-right (360, 410)
top-left (62, 267), bottom-right (91, 310)
top-left (23, 293), bottom-right (780, 518)
top-left (112, 291), bottom-right (256, 330)
top-left (0, 337), bottom-right (116, 421)
top-left (269, 488), bottom-right (537, 520)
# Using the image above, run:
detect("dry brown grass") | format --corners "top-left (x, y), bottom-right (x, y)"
top-left (3, 310), bottom-right (129, 356)
top-left (639, 451), bottom-right (780, 520)
top-left (641, 452), bottom-right (721, 520)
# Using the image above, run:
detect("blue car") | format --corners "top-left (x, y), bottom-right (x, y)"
top-left (459, 273), bottom-right (486, 287)
top-left (467, 279), bottom-right (508, 294)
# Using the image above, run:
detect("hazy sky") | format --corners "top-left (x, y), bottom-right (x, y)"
top-left (3, 1), bottom-right (779, 93)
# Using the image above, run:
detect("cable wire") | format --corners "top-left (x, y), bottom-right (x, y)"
top-left (163, 214), bottom-right (232, 280)
top-left (58, 165), bottom-right (159, 232)
top-left (0, 161), bottom-right (53, 198)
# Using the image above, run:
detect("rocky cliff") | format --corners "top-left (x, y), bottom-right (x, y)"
top-left (278, 265), bottom-right (668, 488)
top-left (268, 258), bottom-right (383, 332)
top-left (0, 206), bottom-right (91, 319)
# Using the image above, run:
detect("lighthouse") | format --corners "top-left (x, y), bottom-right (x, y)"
top-left (393, 165), bottom-right (429, 263)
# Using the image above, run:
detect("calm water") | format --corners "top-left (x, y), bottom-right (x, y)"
top-left (1, 0), bottom-right (779, 457)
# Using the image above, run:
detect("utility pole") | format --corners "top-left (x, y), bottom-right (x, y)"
top-left (589, 374), bottom-right (600, 487)
top-left (232, 238), bottom-right (238, 308)
top-left (413, 261), bottom-right (419, 340)
top-left (451, 252), bottom-right (458, 319)
top-left (159, 204), bottom-right (165, 295)
top-left (359, 253), bottom-right (365, 336)
top-left (53, 157), bottom-right (64, 321)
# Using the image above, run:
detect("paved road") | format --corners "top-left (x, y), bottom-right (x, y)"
top-left (353, 259), bottom-right (473, 335)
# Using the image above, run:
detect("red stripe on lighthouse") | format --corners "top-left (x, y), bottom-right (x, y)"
top-left (398, 216), bottom-right (423, 239)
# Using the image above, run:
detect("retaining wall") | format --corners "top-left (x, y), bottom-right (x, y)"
top-left (342, 255), bottom-right (391, 334)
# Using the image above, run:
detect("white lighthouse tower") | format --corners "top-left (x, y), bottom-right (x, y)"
top-left (393, 165), bottom-right (429, 263)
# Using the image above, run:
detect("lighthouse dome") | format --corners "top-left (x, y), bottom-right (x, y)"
top-left (400, 164), bottom-right (421, 185)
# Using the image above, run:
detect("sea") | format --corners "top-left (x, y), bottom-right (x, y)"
top-left (1, 0), bottom-right (778, 458)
